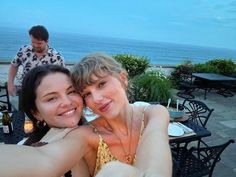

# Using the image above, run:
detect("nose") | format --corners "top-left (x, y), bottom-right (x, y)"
top-left (91, 91), bottom-right (103, 103)
top-left (60, 95), bottom-right (72, 107)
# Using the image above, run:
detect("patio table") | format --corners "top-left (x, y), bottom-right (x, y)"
top-left (192, 73), bottom-right (236, 99)
top-left (0, 111), bottom-right (26, 144)
top-left (169, 120), bottom-right (211, 144)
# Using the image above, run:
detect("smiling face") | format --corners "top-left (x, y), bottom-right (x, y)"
top-left (33, 72), bottom-right (83, 128)
top-left (81, 72), bottom-right (128, 119)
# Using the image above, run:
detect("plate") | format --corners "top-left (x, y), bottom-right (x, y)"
top-left (168, 123), bottom-right (184, 136)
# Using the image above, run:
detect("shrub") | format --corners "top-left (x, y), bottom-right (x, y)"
top-left (193, 63), bottom-right (219, 73)
top-left (170, 61), bottom-right (195, 88)
top-left (205, 59), bottom-right (236, 76)
top-left (113, 54), bottom-right (150, 78)
top-left (130, 71), bottom-right (173, 103)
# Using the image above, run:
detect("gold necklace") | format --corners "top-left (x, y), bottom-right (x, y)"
top-left (103, 105), bottom-right (134, 164)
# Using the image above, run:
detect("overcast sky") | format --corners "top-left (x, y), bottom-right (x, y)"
top-left (0, 0), bottom-right (236, 49)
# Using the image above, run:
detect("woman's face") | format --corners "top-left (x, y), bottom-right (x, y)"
top-left (34, 72), bottom-right (83, 128)
top-left (81, 72), bottom-right (128, 119)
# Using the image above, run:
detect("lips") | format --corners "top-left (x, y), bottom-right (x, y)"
top-left (58, 108), bottom-right (76, 117)
top-left (98, 101), bottom-right (111, 113)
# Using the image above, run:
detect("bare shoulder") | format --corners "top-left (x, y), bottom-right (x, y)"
top-left (64, 125), bottom-right (95, 142)
top-left (144, 104), bottom-right (170, 124)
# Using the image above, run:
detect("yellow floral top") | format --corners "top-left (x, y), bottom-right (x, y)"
top-left (91, 112), bottom-right (146, 176)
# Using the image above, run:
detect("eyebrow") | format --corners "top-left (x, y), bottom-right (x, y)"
top-left (41, 85), bottom-right (74, 98)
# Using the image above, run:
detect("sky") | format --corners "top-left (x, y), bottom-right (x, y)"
top-left (0, 0), bottom-right (236, 50)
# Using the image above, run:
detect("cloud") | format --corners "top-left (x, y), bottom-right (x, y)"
top-left (210, 16), bottom-right (236, 29)
top-left (227, 0), bottom-right (236, 13)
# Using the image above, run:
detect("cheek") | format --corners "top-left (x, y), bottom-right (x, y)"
top-left (71, 95), bottom-right (83, 106)
top-left (36, 102), bottom-right (55, 118)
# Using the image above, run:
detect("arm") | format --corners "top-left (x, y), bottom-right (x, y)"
top-left (135, 105), bottom-right (172, 177)
top-left (0, 128), bottom-right (88, 177)
top-left (41, 128), bottom-right (90, 177)
top-left (71, 158), bottom-right (90, 177)
top-left (96, 161), bottom-right (144, 177)
top-left (7, 64), bottom-right (18, 96)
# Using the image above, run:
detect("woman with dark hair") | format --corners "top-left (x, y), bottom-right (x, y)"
top-left (19, 64), bottom-right (88, 176)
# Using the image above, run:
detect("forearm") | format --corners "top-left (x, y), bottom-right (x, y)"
top-left (0, 129), bottom-right (88, 177)
top-left (135, 105), bottom-right (172, 177)
top-left (0, 144), bottom-right (56, 177)
top-left (8, 64), bottom-right (18, 84)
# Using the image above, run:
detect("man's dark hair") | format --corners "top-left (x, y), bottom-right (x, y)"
top-left (29, 25), bottom-right (49, 41)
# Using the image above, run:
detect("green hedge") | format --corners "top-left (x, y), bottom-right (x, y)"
top-left (113, 54), bottom-right (150, 78)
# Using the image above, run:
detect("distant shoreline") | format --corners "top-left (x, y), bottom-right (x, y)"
top-left (0, 61), bottom-right (177, 68)
top-left (0, 62), bottom-right (175, 83)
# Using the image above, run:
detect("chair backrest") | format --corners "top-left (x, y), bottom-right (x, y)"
top-left (179, 139), bottom-right (234, 177)
top-left (0, 82), bottom-right (11, 111)
top-left (178, 73), bottom-right (194, 87)
top-left (182, 99), bottom-right (214, 127)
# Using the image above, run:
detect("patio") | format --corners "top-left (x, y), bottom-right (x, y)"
top-left (174, 88), bottom-right (236, 177)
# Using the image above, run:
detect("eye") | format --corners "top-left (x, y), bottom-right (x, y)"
top-left (46, 96), bottom-right (57, 102)
top-left (68, 89), bottom-right (77, 95)
top-left (98, 81), bottom-right (106, 88)
top-left (82, 92), bottom-right (91, 99)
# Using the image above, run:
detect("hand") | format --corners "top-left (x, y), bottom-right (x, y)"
top-left (7, 83), bottom-right (16, 96)
top-left (96, 161), bottom-right (145, 177)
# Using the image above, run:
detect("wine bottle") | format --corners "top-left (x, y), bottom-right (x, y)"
top-left (2, 111), bottom-right (13, 134)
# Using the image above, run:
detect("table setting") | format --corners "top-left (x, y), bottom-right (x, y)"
top-left (166, 98), bottom-right (196, 139)
top-left (168, 122), bottom-right (195, 138)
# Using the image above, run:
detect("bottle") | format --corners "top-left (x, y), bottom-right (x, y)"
top-left (2, 111), bottom-right (13, 134)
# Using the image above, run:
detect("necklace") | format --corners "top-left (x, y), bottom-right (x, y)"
top-left (103, 105), bottom-right (134, 164)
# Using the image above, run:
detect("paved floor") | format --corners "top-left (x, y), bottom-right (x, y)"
top-left (174, 88), bottom-right (236, 177)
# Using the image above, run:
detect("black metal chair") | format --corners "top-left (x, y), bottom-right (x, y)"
top-left (171, 99), bottom-right (214, 149)
top-left (216, 81), bottom-right (235, 97)
top-left (0, 82), bottom-right (11, 111)
top-left (182, 99), bottom-right (214, 128)
top-left (177, 73), bottom-right (198, 99)
top-left (172, 139), bottom-right (235, 177)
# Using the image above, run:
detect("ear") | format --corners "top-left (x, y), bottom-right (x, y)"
top-left (31, 109), bottom-right (43, 121)
top-left (119, 71), bottom-right (128, 88)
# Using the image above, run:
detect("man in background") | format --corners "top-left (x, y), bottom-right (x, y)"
top-left (7, 25), bottom-right (65, 109)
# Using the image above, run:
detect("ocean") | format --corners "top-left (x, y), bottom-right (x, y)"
top-left (0, 26), bottom-right (236, 66)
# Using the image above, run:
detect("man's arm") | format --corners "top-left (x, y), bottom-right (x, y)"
top-left (7, 64), bottom-right (19, 96)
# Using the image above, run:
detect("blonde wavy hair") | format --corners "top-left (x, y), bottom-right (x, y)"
top-left (71, 53), bottom-right (127, 93)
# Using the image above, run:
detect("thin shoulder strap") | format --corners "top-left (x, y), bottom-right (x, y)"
top-left (140, 104), bottom-right (151, 134)
top-left (88, 123), bottom-right (103, 139)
